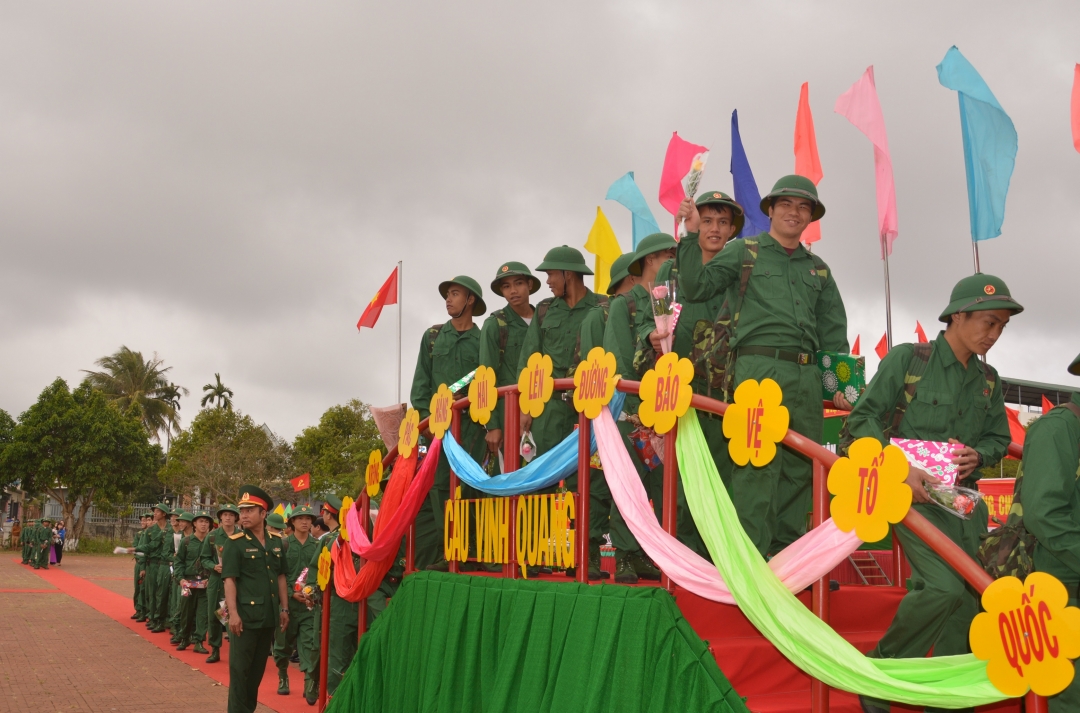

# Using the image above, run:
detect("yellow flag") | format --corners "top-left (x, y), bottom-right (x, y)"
top-left (273, 503), bottom-right (286, 517)
top-left (583, 207), bottom-right (622, 295)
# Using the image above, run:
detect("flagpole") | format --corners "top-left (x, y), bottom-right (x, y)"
top-left (883, 251), bottom-right (894, 349)
top-left (971, 241), bottom-right (981, 273)
top-left (397, 260), bottom-right (403, 406)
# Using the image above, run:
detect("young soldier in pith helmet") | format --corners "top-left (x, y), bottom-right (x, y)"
top-left (200, 502), bottom-right (240, 663)
top-left (222, 485), bottom-right (288, 713)
top-left (144, 504), bottom-right (172, 633)
top-left (676, 175), bottom-right (849, 558)
top-left (1021, 351), bottom-right (1080, 713)
top-left (409, 275), bottom-right (488, 571)
top-left (841, 274), bottom-right (1022, 713)
top-left (35, 517), bottom-right (52, 569)
top-left (176, 511), bottom-right (213, 653)
top-left (479, 262), bottom-right (541, 465)
top-left (272, 505), bottom-right (320, 699)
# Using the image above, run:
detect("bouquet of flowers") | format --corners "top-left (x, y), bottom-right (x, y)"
top-left (295, 567), bottom-right (319, 609)
top-left (926, 484), bottom-right (982, 520)
top-left (520, 431), bottom-right (537, 463)
top-left (215, 599), bottom-right (229, 626)
top-left (649, 281), bottom-right (680, 354)
top-left (678, 152), bottom-right (709, 238)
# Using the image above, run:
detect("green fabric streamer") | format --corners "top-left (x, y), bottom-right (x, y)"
top-left (677, 408), bottom-right (1007, 708)
top-left (327, 571), bottom-right (749, 713)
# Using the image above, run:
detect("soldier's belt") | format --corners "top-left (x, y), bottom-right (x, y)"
top-left (736, 346), bottom-right (817, 366)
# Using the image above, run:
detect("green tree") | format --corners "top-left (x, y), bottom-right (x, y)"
top-left (83, 346), bottom-right (189, 443)
top-left (0, 408), bottom-right (16, 514)
top-left (200, 373), bottom-right (234, 410)
top-left (293, 399), bottom-right (384, 498)
top-left (161, 407), bottom-right (291, 504)
top-left (1, 379), bottom-right (160, 546)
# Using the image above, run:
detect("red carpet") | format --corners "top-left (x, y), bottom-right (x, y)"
top-left (20, 560), bottom-right (311, 713)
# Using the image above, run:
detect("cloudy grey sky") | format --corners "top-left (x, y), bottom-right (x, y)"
top-left (2, 2), bottom-right (1077, 440)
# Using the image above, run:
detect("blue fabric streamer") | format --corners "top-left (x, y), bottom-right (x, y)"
top-left (606, 172), bottom-right (662, 249)
top-left (936, 46), bottom-right (1017, 242)
top-left (443, 392), bottom-right (626, 495)
top-left (730, 109), bottom-right (769, 239)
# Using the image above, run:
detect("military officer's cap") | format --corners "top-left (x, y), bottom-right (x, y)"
top-left (606, 253), bottom-right (639, 295)
top-left (938, 273), bottom-right (1024, 323)
top-left (490, 261), bottom-right (541, 295)
top-left (629, 233), bottom-right (679, 276)
top-left (696, 190), bottom-right (746, 235)
top-left (178, 511), bottom-right (194, 523)
top-left (321, 495), bottom-right (343, 516)
top-left (535, 245), bottom-right (594, 275)
top-left (216, 503), bottom-right (240, 518)
top-left (266, 512), bottom-right (287, 530)
top-left (192, 511), bottom-right (214, 525)
top-left (288, 505), bottom-right (316, 523)
top-left (760, 175), bottom-right (826, 222)
top-left (1068, 352), bottom-right (1080, 376)
top-left (237, 484), bottom-right (274, 512)
top-left (438, 275), bottom-right (487, 317)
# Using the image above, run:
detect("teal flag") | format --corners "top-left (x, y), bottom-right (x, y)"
top-left (606, 171), bottom-right (661, 249)
top-left (936, 46), bottom-right (1017, 242)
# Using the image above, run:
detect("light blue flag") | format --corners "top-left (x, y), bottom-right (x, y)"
top-left (936, 46), bottom-right (1018, 242)
top-left (605, 171), bottom-right (661, 249)
top-left (730, 110), bottom-right (770, 238)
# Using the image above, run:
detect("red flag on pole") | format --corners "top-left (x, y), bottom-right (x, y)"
top-left (658, 132), bottom-right (709, 225)
top-left (290, 473), bottom-right (311, 492)
top-left (794, 82), bottom-right (823, 246)
top-left (915, 321), bottom-right (928, 344)
top-left (1005, 407), bottom-right (1026, 452)
top-left (875, 333), bottom-right (889, 359)
top-left (1042, 395), bottom-right (1055, 414)
top-left (851, 335), bottom-right (860, 356)
top-left (357, 267), bottom-right (399, 330)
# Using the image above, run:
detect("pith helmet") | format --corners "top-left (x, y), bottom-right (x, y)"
top-left (438, 275), bottom-right (487, 317)
top-left (153, 503), bottom-right (170, 515)
top-left (266, 512), bottom-right (287, 530)
top-left (535, 245), bottom-right (593, 275)
top-left (697, 190), bottom-right (746, 235)
top-left (490, 261), bottom-right (541, 295)
top-left (216, 503), bottom-right (240, 519)
top-left (629, 233), bottom-right (678, 276)
top-left (1068, 352), bottom-right (1080, 376)
top-left (938, 274), bottom-right (1024, 323)
top-left (760, 175), bottom-right (825, 222)
top-left (192, 511), bottom-right (214, 525)
top-left (178, 511), bottom-right (194, 523)
top-left (606, 253), bottom-right (639, 295)
top-left (288, 505), bottom-right (315, 523)
top-left (238, 484), bottom-right (274, 513)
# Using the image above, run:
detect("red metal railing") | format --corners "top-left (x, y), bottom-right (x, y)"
top-left (319, 380), bottom-right (1042, 712)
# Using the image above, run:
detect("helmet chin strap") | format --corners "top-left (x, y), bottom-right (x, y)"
top-left (452, 295), bottom-right (473, 320)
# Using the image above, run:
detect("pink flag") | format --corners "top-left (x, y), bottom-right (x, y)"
top-left (1072, 64), bottom-right (1080, 153)
top-left (794, 83), bottom-right (823, 245)
top-left (658, 132), bottom-right (709, 227)
top-left (835, 66), bottom-right (899, 259)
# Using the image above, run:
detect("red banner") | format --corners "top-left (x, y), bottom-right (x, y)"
top-left (290, 473), bottom-right (311, 492)
top-left (978, 478), bottom-right (1015, 529)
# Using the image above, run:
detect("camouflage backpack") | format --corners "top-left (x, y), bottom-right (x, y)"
top-left (566, 295), bottom-right (613, 376)
top-left (977, 402), bottom-right (1080, 580)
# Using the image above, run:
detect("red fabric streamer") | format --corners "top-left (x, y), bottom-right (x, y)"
top-left (914, 321), bottom-right (928, 344)
top-left (346, 444), bottom-right (435, 560)
top-left (1005, 406), bottom-right (1026, 458)
top-left (794, 82), bottom-right (823, 246)
top-left (1042, 395), bottom-right (1055, 414)
top-left (658, 132), bottom-right (708, 221)
top-left (875, 333), bottom-right (889, 359)
top-left (851, 335), bottom-right (860, 356)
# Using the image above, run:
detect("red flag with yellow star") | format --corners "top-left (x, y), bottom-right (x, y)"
top-left (357, 267), bottom-right (399, 329)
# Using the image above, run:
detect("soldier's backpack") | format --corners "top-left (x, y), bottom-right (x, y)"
top-left (977, 402), bottom-right (1080, 580)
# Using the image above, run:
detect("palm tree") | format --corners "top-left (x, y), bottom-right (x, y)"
top-left (83, 346), bottom-right (190, 443)
top-left (201, 373), bottom-right (234, 410)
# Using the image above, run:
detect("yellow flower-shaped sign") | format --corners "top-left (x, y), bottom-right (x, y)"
top-left (338, 495), bottom-right (354, 542)
top-left (316, 547), bottom-right (332, 591)
top-left (638, 352), bottom-right (694, 435)
top-left (365, 450), bottom-right (383, 498)
top-left (398, 408), bottom-right (420, 458)
top-left (970, 572), bottom-right (1080, 697)
top-left (468, 365), bottom-right (498, 426)
top-left (518, 352), bottom-right (554, 418)
top-left (827, 437), bottom-right (911, 543)
top-left (723, 378), bottom-right (789, 467)
top-left (429, 383), bottom-right (454, 439)
top-left (572, 347), bottom-right (619, 419)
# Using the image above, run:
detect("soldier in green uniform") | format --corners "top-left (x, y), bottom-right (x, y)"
top-left (676, 175), bottom-right (849, 557)
top-left (35, 517), bottom-right (52, 569)
top-left (144, 504), bottom-right (172, 633)
top-left (130, 512), bottom-right (152, 621)
top-left (169, 510), bottom-right (192, 643)
top-left (222, 485), bottom-right (289, 713)
top-left (478, 261), bottom-right (540, 466)
top-left (176, 511), bottom-right (213, 653)
top-left (201, 503), bottom-right (240, 663)
top-left (272, 505), bottom-right (319, 699)
top-left (20, 519), bottom-right (34, 565)
top-left (266, 512), bottom-right (286, 537)
top-left (410, 275), bottom-right (488, 571)
top-left (841, 274), bottom-right (1021, 713)
top-left (1012, 352), bottom-right (1080, 713)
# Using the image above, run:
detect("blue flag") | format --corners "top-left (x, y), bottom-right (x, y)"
top-left (730, 110), bottom-right (769, 238)
top-left (936, 46), bottom-right (1017, 242)
top-left (605, 171), bottom-right (661, 249)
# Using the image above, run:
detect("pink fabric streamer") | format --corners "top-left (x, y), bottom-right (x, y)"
top-left (594, 406), bottom-right (861, 603)
top-left (344, 439), bottom-right (440, 560)
top-left (658, 132), bottom-right (708, 221)
top-left (835, 66), bottom-right (899, 258)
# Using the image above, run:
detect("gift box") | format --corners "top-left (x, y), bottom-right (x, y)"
top-left (817, 352), bottom-right (866, 405)
top-left (890, 438), bottom-right (963, 486)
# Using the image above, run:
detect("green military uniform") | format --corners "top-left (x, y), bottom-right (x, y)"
top-left (201, 503), bottom-right (240, 662)
top-left (1019, 353), bottom-right (1080, 713)
top-left (133, 514), bottom-right (151, 621)
top-left (410, 275), bottom-right (488, 570)
top-left (21, 520), bottom-right (35, 565)
top-left (34, 518), bottom-right (52, 569)
top-left (676, 177), bottom-right (848, 557)
top-left (144, 505), bottom-right (172, 632)
top-left (169, 511), bottom-right (190, 642)
top-left (845, 274), bottom-right (1022, 713)
top-left (222, 485), bottom-right (287, 713)
top-left (478, 261), bottom-right (540, 434)
top-left (176, 512), bottom-right (213, 652)
top-left (272, 506), bottom-right (320, 699)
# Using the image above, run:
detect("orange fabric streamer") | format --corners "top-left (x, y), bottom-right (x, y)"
top-left (794, 82), bottom-right (824, 245)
